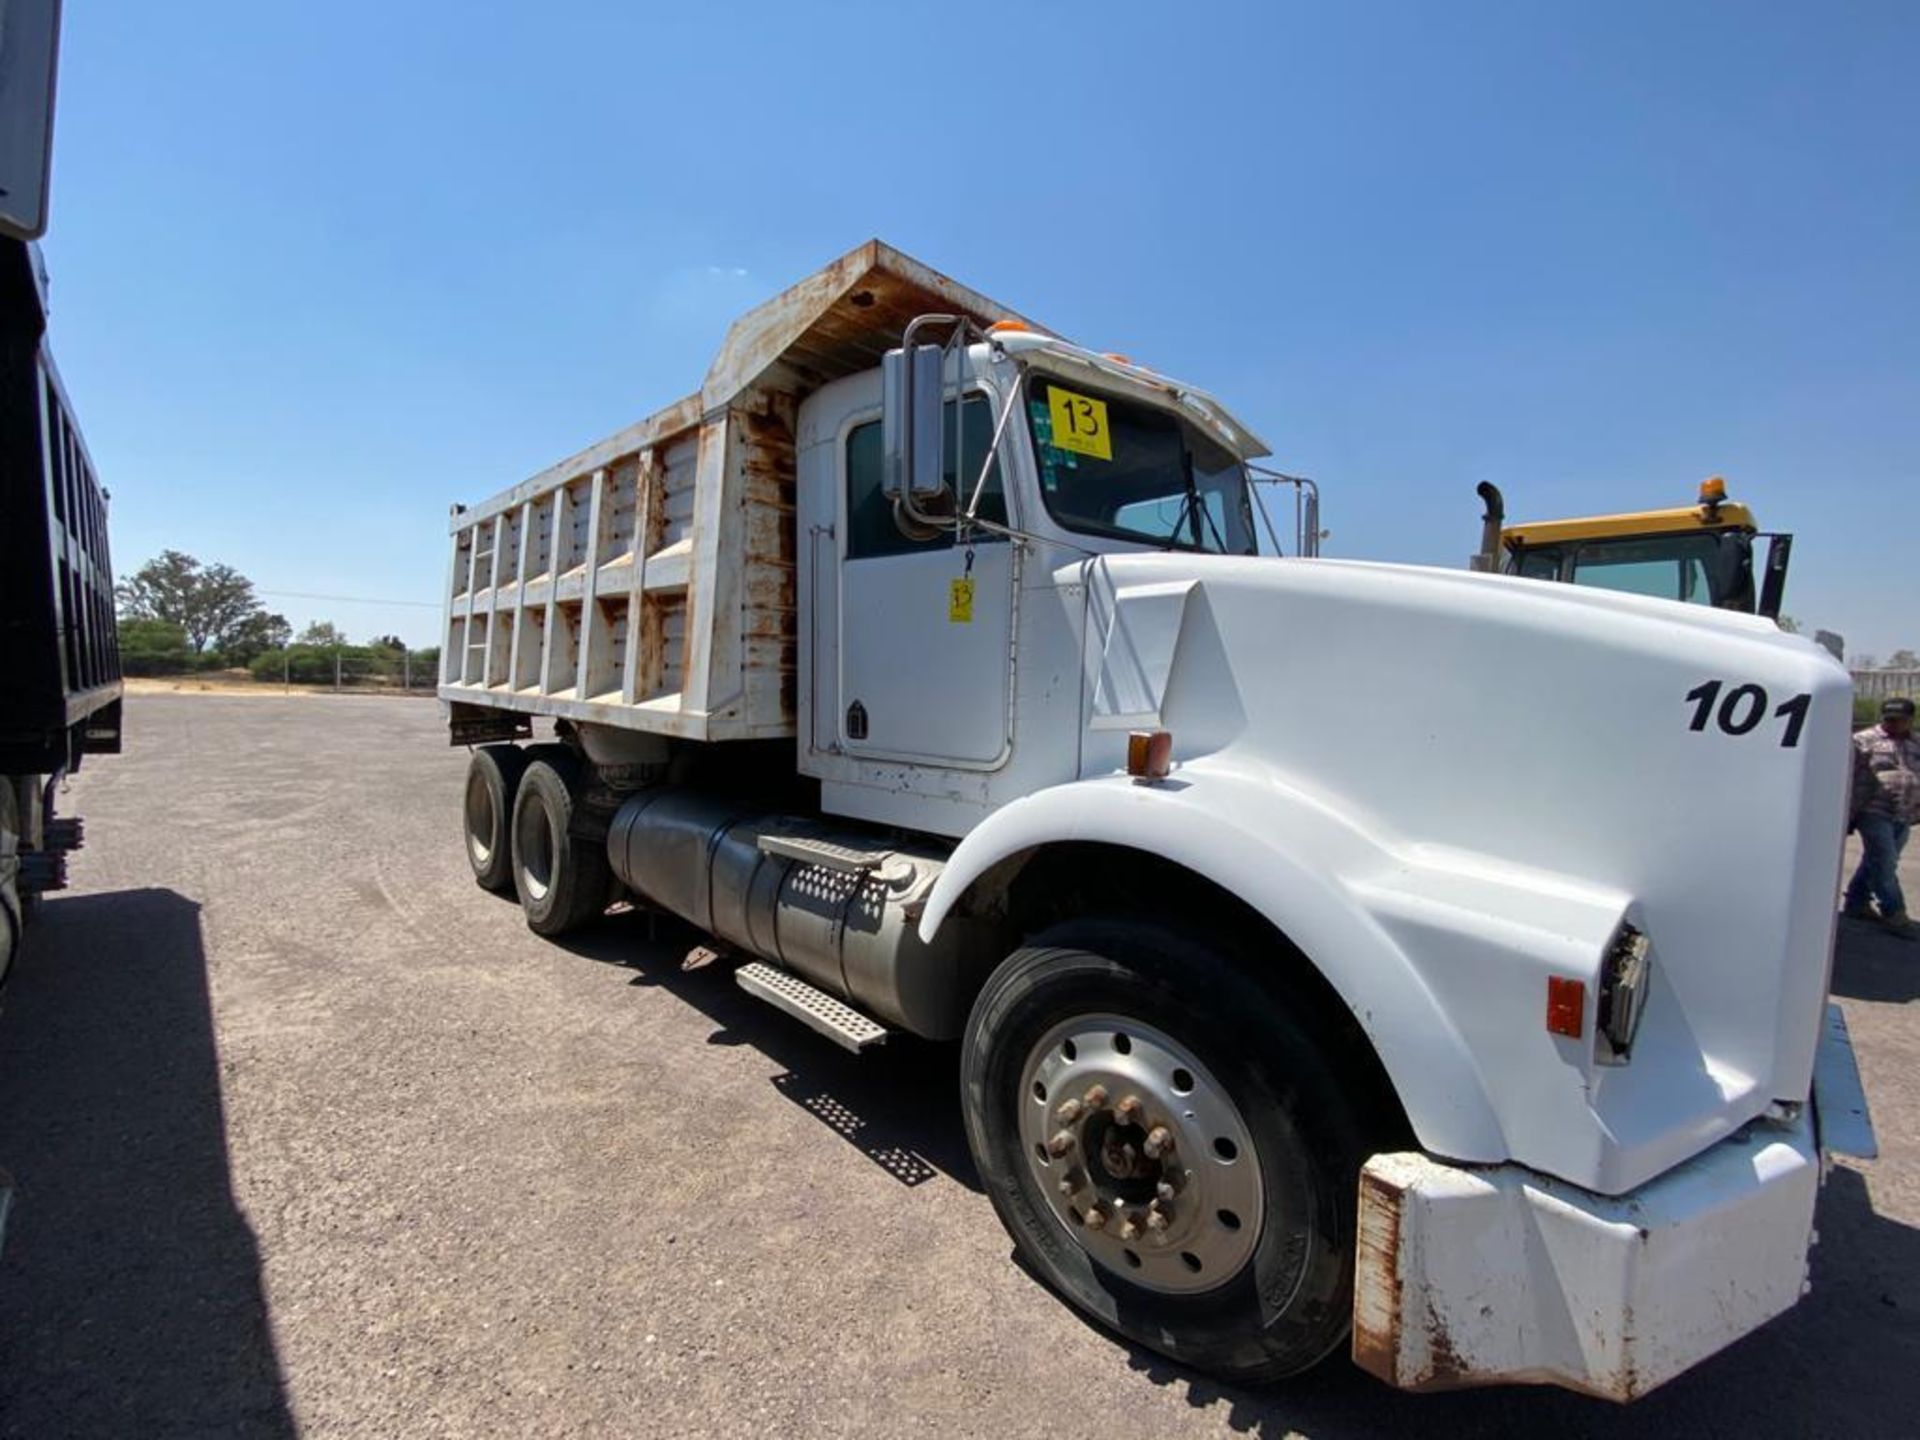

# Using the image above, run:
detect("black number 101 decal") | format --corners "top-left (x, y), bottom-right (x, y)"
top-left (1685, 679), bottom-right (1812, 748)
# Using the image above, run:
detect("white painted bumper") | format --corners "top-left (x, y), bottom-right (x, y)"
top-left (1352, 1107), bottom-right (1824, 1400)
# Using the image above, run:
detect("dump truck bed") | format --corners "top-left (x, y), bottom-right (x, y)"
top-left (0, 239), bottom-right (121, 775)
top-left (439, 240), bottom-right (1037, 742)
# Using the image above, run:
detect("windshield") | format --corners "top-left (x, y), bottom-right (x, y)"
top-left (1509, 531), bottom-right (1757, 611)
top-left (1023, 374), bottom-right (1256, 555)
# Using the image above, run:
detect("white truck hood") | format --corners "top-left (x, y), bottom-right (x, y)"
top-left (1072, 552), bottom-right (1852, 1193)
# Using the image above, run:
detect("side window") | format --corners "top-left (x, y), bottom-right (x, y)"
top-left (845, 396), bottom-right (1008, 559)
top-left (1512, 548), bottom-right (1561, 581)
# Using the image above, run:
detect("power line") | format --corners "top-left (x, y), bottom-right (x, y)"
top-left (257, 588), bottom-right (440, 609)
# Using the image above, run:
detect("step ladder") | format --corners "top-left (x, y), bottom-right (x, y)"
top-left (755, 833), bottom-right (893, 875)
top-left (735, 962), bottom-right (887, 1053)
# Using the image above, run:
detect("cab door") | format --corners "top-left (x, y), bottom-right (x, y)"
top-left (835, 395), bottom-right (1014, 768)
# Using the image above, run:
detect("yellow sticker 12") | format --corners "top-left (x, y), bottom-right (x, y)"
top-left (1047, 386), bottom-right (1113, 461)
top-left (948, 577), bottom-right (974, 624)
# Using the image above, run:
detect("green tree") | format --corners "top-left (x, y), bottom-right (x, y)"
top-left (1889, 649), bottom-right (1919, 670)
top-left (220, 611), bottom-right (291, 666)
top-left (1776, 615), bottom-right (1801, 635)
top-left (297, 620), bottom-right (349, 648)
top-left (118, 618), bottom-right (194, 676)
top-left (116, 550), bottom-right (263, 654)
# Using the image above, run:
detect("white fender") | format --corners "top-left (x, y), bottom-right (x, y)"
top-left (917, 765), bottom-right (1541, 1166)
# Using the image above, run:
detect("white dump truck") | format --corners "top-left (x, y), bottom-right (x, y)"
top-left (440, 240), bottom-right (1873, 1398)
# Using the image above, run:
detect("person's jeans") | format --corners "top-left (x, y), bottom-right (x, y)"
top-left (1846, 814), bottom-right (1911, 917)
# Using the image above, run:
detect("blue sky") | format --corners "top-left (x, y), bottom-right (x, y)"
top-left (41, 2), bottom-right (1919, 657)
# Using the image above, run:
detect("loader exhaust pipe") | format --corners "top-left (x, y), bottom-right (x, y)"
top-left (1473, 482), bottom-right (1505, 573)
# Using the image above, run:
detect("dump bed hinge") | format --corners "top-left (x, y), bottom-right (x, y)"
top-left (735, 962), bottom-right (887, 1053)
top-left (755, 833), bottom-right (891, 874)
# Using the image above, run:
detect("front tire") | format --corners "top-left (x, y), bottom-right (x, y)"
top-left (960, 920), bottom-right (1376, 1382)
top-left (509, 751), bottom-right (613, 937)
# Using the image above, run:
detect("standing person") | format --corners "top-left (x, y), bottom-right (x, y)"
top-left (1845, 696), bottom-right (1920, 938)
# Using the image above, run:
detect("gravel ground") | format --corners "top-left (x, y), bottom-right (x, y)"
top-left (1, 693), bottom-right (1916, 1439)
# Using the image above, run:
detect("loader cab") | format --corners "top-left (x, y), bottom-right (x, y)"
top-left (1496, 479), bottom-right (1792, 621)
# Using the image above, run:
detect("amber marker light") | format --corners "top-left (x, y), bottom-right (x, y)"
top-left (1546, 977), bottom-right (1586, 1038)
top-left (987, 319), bottom-right (1032, 334)
top-left (1127, 730), bottom-right (1173, 782)
top-left (1698, 475), bottom-right (1727, 504)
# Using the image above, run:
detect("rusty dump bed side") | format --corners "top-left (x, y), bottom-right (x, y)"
top-left (440, 240), bottom-right (1042, 743)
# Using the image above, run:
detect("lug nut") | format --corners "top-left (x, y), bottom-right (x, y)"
top-left (1057, 1169), bottom-right (1085, 1198)
top-left (1054, 1098), bottom-right (1084, 1124)
top-left (1047, 1130), bottom-right (1076, 1158)
top-left (1083, 1084), bottom-right (1109, 1109)
top-left (1155, 1179), bottom-right (1177, 1204)
top-left (1143, 1126), bottom-right (1173, 1158)
top-left (1145, 1207), bottom-right (1170, 1233)
top-left (1115, 1094), bottom-right (1144, 1125)
top-left (1117, 1215), bottom-right (1141, 1242)
top-left (1083, 1207), bottom-right (1107, 1231)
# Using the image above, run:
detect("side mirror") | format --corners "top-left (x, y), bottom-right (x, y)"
top-left (1758, 532), bottom-right (1792, 621)
top-left (0, 0), bottom-right (63, 242)
top-left (881, 344), bottom-right (947, 499)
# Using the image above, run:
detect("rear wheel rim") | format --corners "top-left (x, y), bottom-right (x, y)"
top-left (515, 790), bottom-right (555, 902)
top-left (1018, 1012), bottom-right (1263, 1295)
top-left (465, 768), bottom-right (496, 866)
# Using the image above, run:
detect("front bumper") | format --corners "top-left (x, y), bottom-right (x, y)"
top-left (1352, 1006), bottom-right (1874, 1401)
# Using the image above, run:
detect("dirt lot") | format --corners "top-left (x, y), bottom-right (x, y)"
top-left (2, 695), bottom-right (1917, 1438)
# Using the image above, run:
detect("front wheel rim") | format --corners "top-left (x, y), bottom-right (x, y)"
top-left (1017, 1013), bottom-right (1264, 1295)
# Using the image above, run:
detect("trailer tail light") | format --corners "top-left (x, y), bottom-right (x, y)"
top-left (1546, 977), bottom-right (1585, 1038)
top-left (1597, 925), bottom-right (1653, 1064)
top-left (1127, 730), bottom-right (1172, 782)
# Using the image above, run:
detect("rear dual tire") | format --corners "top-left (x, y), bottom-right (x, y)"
top-left (464, 745), bottom-right (528, 893)
top-left (509, 748), bottom-right (614, 938)
top-left (463, 743), bottom-right (613, 936)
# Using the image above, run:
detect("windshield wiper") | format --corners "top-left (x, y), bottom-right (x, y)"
top-left (1164, 448), bottom-right (1227, 552)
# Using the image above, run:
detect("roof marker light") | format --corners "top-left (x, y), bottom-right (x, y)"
top-left (987, 320), bottom-right (1032, 334)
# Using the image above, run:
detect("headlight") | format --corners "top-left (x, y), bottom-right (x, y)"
top-left (1597, 924), bottom-right (1652, 1064)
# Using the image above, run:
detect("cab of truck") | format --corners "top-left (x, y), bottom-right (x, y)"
top-left (1476, 476), bottom-right (1793, 619)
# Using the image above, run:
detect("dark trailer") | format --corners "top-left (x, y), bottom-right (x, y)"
top-left (1, 236), bottom-right (119, 975)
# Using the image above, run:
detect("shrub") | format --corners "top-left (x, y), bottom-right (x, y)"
top-left (119, 618), bottom-right (194, 675)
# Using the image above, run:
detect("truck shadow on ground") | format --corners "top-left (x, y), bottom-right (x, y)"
top-left (0, 888), bottom-right (294, 1440)
top-left (1829, 915), bottom-right (1920, 1002)
top-left (552, 909), bottom-right (980, 1194)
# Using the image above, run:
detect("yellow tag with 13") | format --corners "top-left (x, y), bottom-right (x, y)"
top-left (1046, 386), bottom-right (1112, 461)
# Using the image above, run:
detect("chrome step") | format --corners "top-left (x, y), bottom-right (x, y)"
top-left (756, 833), bottom-right (891, 874)
top-left (735, 962), bottom-right (887, 1053)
